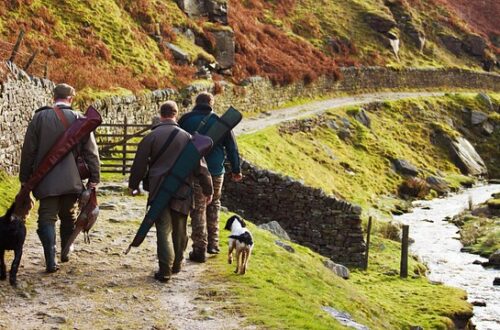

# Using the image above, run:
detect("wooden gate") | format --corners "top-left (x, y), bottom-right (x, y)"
top-left (95, 116), bottom-right (151, 174)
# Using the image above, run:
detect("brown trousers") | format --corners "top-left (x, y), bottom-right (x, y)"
top-left (190, 175), bottom-right (224, 252)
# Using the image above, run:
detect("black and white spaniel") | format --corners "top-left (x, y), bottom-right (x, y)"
top-left (224, 215), bottom-right (254, 275)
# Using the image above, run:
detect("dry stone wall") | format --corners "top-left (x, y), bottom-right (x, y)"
top-left (221, 160), bottom-right (366, 267)
top-left (86, 67), bottom-right (500, 128)
top-left (0, 62), bottom-right (53, 174)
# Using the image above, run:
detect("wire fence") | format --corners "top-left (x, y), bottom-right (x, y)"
top-left (0, 32), bottom-right (48, 78)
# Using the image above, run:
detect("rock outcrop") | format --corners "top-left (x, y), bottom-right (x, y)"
top-left (440, 33), bottom-right (463, 56)
top-left (176, 0), bottom-right (228, 23)
top-left (489, 250), bottom-right (500, 269)
top-left (393, 159), bottom-right (419, 177)
top-left (209, 29), bottom-right (235, 69)
top-left (385, 0), bottom-right (426, 51)
top-left (448, 137), bottom-right (488, 176)
top-left (259, 221), bottom-right (291, 241)
top-left (463, 34), bottom-right (487, 57)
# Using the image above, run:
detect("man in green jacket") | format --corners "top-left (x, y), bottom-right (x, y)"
top-left (179, 92), bottom-right (242, 262)
top-left (19, 83), bottom-right (100, 273)
top-left (128, 101), bottom-right (213, 282)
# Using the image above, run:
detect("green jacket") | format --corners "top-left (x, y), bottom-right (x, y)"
top-left (178, 104), bottom-right (241, 176)
top-left (19, 104), bottom-right (100, 199)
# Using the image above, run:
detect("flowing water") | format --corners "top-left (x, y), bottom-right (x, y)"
top-left (394, 184), bottom-right (500, 330)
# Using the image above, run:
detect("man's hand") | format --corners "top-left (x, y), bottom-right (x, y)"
top-left (87, 181), bottom-right (98, 190)
top-left (205, 194), bottom-right (213, 205)
top-left (128, 188), bottom-right (141, 196)
top-left (231, 172), bottom-right (243, 182)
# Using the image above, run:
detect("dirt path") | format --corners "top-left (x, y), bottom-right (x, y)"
top-left (235, 91), bottom-right (446, 135)
top-left (0, 183), bottom-right (248, 330)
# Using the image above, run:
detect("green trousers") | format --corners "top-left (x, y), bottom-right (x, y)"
top-left (155, 208), bottom-right (188, 274)
top-left (38, 194), bottom-right (78, 246)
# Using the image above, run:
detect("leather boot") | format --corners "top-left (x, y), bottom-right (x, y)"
top-left (154, 263), bottom-right (171, 283)
top-left (60, 222), bottom-right (74, 263)
top-left (37, 225), bottom-right (59, 273)
top-left (189, 250), bottom-right (207, 263)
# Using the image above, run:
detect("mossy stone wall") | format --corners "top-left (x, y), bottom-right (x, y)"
top-left (221, 160), bottom-right (366, 267)
top-left (0, 62), bottom-right (53, 175)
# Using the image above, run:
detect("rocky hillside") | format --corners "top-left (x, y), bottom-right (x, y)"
top-left (0, 0), bottom-right (498, 98)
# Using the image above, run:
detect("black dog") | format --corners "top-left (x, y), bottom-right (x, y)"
top-left (0, 203), bottom-right (26, 286)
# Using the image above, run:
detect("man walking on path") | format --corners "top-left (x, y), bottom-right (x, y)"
top-left (179, 92), bottom-right (242, 262)
top-left (19, 83), bottom-right (100, 273)
top-left (128, 101), bottom-right (213, 282)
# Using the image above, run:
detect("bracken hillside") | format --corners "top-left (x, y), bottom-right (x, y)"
top-left (0, 0), bottom-right (498, 96)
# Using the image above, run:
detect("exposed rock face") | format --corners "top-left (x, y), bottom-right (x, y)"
top-left (393, 159), bottom-right (419, 177)
top-left (323, 259), bottom-right (350, 279)
top-left (210, 29), bottom-right (235, 69)
top-left (353, 109), bottom-right (371, 128)
top-left (206, 0), bottom-right (228, 24)
top-left (477, 93), bottom-right (494, 111)
top-left (259, 221), bottom-right (291, 241)
top-left (440, 34), bottom-right (463, 56)
top-left (385, 0), bottom-right (426, 51)
top-left (364, 12), bottom-right (397, 33)
top-left (489, 250), bottom-right (500, 269)
top-left (481, 121), bottom-right (494, 135)
top-left (176, 0), bottom-right (206, 16)
top-left (322, 307), bottom-right (369, 330)
top-left (176, 0), bottom-right (228, 23)
top-left (463, 34), bottom-right (487, 57)
top-left (165, 43), bottom-right (189, 64)
top-left (470, 111), bottom-right (489, 125)
top-left (275, 240), bottom-right (295, 253)
top-left (449, 137), bottom-right (488, 176)
top-left (426, 176), bottom-right (450, 194)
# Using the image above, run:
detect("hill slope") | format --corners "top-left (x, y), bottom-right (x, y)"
top-left (0, 0), bottom-right (498, 96)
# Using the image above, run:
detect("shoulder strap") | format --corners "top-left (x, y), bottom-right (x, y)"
top-left (149, 128), bottom-right (180, 168)
top-left (195, 113), bottom-right (214, 133)
top-left (53, 106), bottom-right (70, 129)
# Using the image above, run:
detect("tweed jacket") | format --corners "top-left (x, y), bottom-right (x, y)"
top-left (128, 120), bottom-right (213, 215)
top-left (19, 103), bottom-right (100, 199)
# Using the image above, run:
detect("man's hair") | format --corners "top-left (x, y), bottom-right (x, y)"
top-left (195, 92), bottom-right (214, 106)
top-left (53, 83), bottom-right (76, 99)
top-left (160, 101), bottom-right (178, 118)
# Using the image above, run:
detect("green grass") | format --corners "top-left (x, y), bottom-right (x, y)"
top-left (203, 212), bottom-right (472, 329)
top-left (238, 94), bottom-right (499, 211)
top-left (456, 212), bottom-right (500, 257)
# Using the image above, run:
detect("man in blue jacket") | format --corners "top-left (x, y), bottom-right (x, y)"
top-left (179, 92), bottom-right (242, 262)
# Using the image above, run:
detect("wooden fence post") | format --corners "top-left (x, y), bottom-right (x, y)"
top-left (9, 30), bottom-right (25, 63)
top-left (44, 61), bottom-right (49, 78)
top-left (23, 50), bottom-right (39, 71)
top-left (363, 216), bottom-right (373, 270)
top-left (400, 225), bottom-right (409, 278)
top-left (122, 116), bottom-right (128, 175)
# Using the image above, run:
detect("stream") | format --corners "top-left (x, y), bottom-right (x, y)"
top-left (394, 184), bottom-right (500, 330)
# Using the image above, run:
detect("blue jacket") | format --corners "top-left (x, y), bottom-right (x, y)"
top-left (179, 104), bottom-right (241, 176)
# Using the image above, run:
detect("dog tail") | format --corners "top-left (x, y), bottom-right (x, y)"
top-left (229, 232), bottom-right (254, 246)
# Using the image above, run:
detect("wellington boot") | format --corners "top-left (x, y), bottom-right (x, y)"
top-left (154, 263), bottom-right (171, 283)
top-left (60, 224), bottom-right (74, 263)
top-left (37, 225), bottom-right (59, 273)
